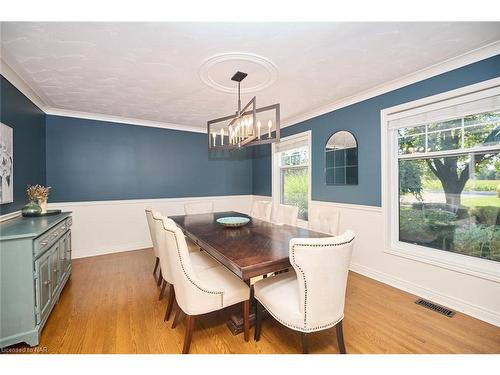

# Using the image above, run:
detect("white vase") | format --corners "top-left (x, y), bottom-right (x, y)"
top-left (38, 199), bottom-right (47, 214)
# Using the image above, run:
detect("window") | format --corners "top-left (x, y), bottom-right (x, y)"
top-left (382, 80), bottom-right (500, 280)
top-left (273, 131), bottom-right (311, 223)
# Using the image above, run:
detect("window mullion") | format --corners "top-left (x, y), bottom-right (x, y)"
top-left (461, 117), bottom-right (465, 149)
top-left (397, 144), bottom-right (500, 160)
top-left (425, 124), bottom-right (428, 152)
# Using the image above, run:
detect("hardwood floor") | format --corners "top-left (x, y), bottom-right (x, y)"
top-left (10, 248), bottom-right (500, 354)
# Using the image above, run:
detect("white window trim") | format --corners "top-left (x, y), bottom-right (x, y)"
top-left (380, 77), bottom-right (500, 283)
top-left (272, 130), bottom-right (312, 228)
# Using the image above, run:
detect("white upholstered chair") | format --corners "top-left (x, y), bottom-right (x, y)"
top-left (274, 204), bottom-right (299, 226)
top-left (159, 218), bottom-right (251, 354)
top-left (151, 211), bottom-right (219, 306)
top-left (250, 200), bottom-right (272, 222)
top-left (145, 208), bottom-right (162, 285)
top-left (254, 231), bottom-right (355, 353)
top-left (308, 206), bottom-right (340, 235)
top-left (184, 201), bottom-right (214, 215)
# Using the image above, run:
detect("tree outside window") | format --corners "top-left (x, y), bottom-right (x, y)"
top-left (398, 111), bottom-right (500, 262)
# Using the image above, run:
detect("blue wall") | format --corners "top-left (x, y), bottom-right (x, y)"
top-left (45, 115), bottom-right (253, 202)
top-left (252, 54), bottom-right (500, 207)
top-left (252, 144), bottom-right (272, 196)
top-left (0, 75), bottom-right (46, 215)
top-left (2, 55), bottom-right (499, 210)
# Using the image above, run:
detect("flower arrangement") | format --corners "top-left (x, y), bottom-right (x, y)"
top-left (26, 184), bottom-right (50, 201)
top-left (26, 184), bottom-right (51, 213)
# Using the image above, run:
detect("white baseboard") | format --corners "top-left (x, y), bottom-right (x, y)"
top-left (350, 262), bottom-right (500, 327)
top-left (73, 242), bottom-right (151, 260)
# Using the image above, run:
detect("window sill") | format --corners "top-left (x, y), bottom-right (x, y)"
top-left (384, 241), bottom-right (500, 283)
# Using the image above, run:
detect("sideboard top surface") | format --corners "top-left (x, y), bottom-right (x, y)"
top-left (0, 212), bottom-right (72, 241)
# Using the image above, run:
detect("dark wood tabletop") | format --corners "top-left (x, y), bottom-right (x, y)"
top-left (170, 211), bottom-right (328, 280)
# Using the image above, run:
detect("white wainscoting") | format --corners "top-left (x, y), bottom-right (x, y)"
top-left (253, 195), bottom-right (499, 326)
top-left (39, 194), bottom-right (500, 326)
top-left (308, 199), bottom-right (499, 327)
top-left (47, 195), bottom-right (254, 259)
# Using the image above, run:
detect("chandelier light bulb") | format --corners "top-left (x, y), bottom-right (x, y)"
top-left (207, 71), bottom-right (280, 150)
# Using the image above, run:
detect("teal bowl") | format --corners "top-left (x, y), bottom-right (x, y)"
top-left (216, 216), bottom-right (250, 228)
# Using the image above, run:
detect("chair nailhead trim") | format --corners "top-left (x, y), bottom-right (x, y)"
top-left (255, 296), bottom-right (344, 333)
top-left (290, 237), bottom-right (354, 330)
top-left (154, 217), bottom-right (224, 307)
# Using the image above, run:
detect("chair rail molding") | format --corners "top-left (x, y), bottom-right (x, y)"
top-left (47, 195), bottom-right (255, 259)
top-left (0, 210), bottom-right (21, 222)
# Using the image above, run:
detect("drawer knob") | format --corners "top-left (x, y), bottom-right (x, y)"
top-left (43, 280), bottom-right (51, 286)
top-left (53, 268), bottom-right (58, 273)
top-left (40, 241), bottom-right (48, 246)
top-left (53, 232), bottom-right (59, 237)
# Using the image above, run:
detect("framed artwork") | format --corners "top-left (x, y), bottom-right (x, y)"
top-left (0, 122), bottom-right (13, 204)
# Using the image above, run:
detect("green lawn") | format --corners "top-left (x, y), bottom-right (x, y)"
top-left (461, 195), bottom-right (500, 208)
top-left (422, 179), bottom-right (500, 192)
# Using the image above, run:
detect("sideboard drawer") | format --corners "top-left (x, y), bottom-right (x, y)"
top-left (34, 220), bottom-right (69, 257)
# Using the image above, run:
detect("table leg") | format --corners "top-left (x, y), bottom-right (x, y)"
top-left (226, 278), bottom-right (267, 335)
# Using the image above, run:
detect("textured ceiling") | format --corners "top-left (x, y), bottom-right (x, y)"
top-left (1, 22), bottom-right (500, 129)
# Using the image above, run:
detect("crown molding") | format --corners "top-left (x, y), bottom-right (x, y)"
top-left (281, 40), bottom-right (500, 129)
top-left (1, 56), bottom-right (205, 134)
top-left (0, 58), bottom-right (49, 113)
top-left (44, 108), bottom-right (207, 134)
top-left (3, 41), bottom-right (499, 134)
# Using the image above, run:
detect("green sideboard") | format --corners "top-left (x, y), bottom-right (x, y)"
top-left (0, 212), bottom-right (72, 348)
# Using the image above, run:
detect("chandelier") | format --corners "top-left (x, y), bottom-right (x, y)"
top-left (207, 71), bottom-right (280, 150)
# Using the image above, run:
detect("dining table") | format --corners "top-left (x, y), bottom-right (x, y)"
top-left (170, 210), bottom-right (329, 334)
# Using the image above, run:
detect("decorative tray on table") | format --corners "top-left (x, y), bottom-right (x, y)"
top-left (216, 216), bottom-right (250, 228)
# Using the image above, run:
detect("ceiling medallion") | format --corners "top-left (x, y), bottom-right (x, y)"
top-left (199, 52), bottom-right (279, 94)
top-left (207, 71), bottom-right (280, 151)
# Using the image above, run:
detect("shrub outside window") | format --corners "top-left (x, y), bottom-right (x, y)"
top-left (279, 146), bottom-right (309, 220)
top-left (397, 111), bottom-right (500, 262)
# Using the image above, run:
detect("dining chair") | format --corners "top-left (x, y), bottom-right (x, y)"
top-left (274, 204), bottom-right (299, 226)
top-left (250, 200), bottom-right (272, 222)
top-left (184, 201), bottom-right (214, 215)
top-left (308, 206), bottom-right (340, 235)
top-left (253, 230), bottom-right (355, 354)
top-left (159, 218), bottom-right (251, 354)
top-left (152, 211), bottom-right (219, 306)
top-left (145, 208), bottom-right (162, 285)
